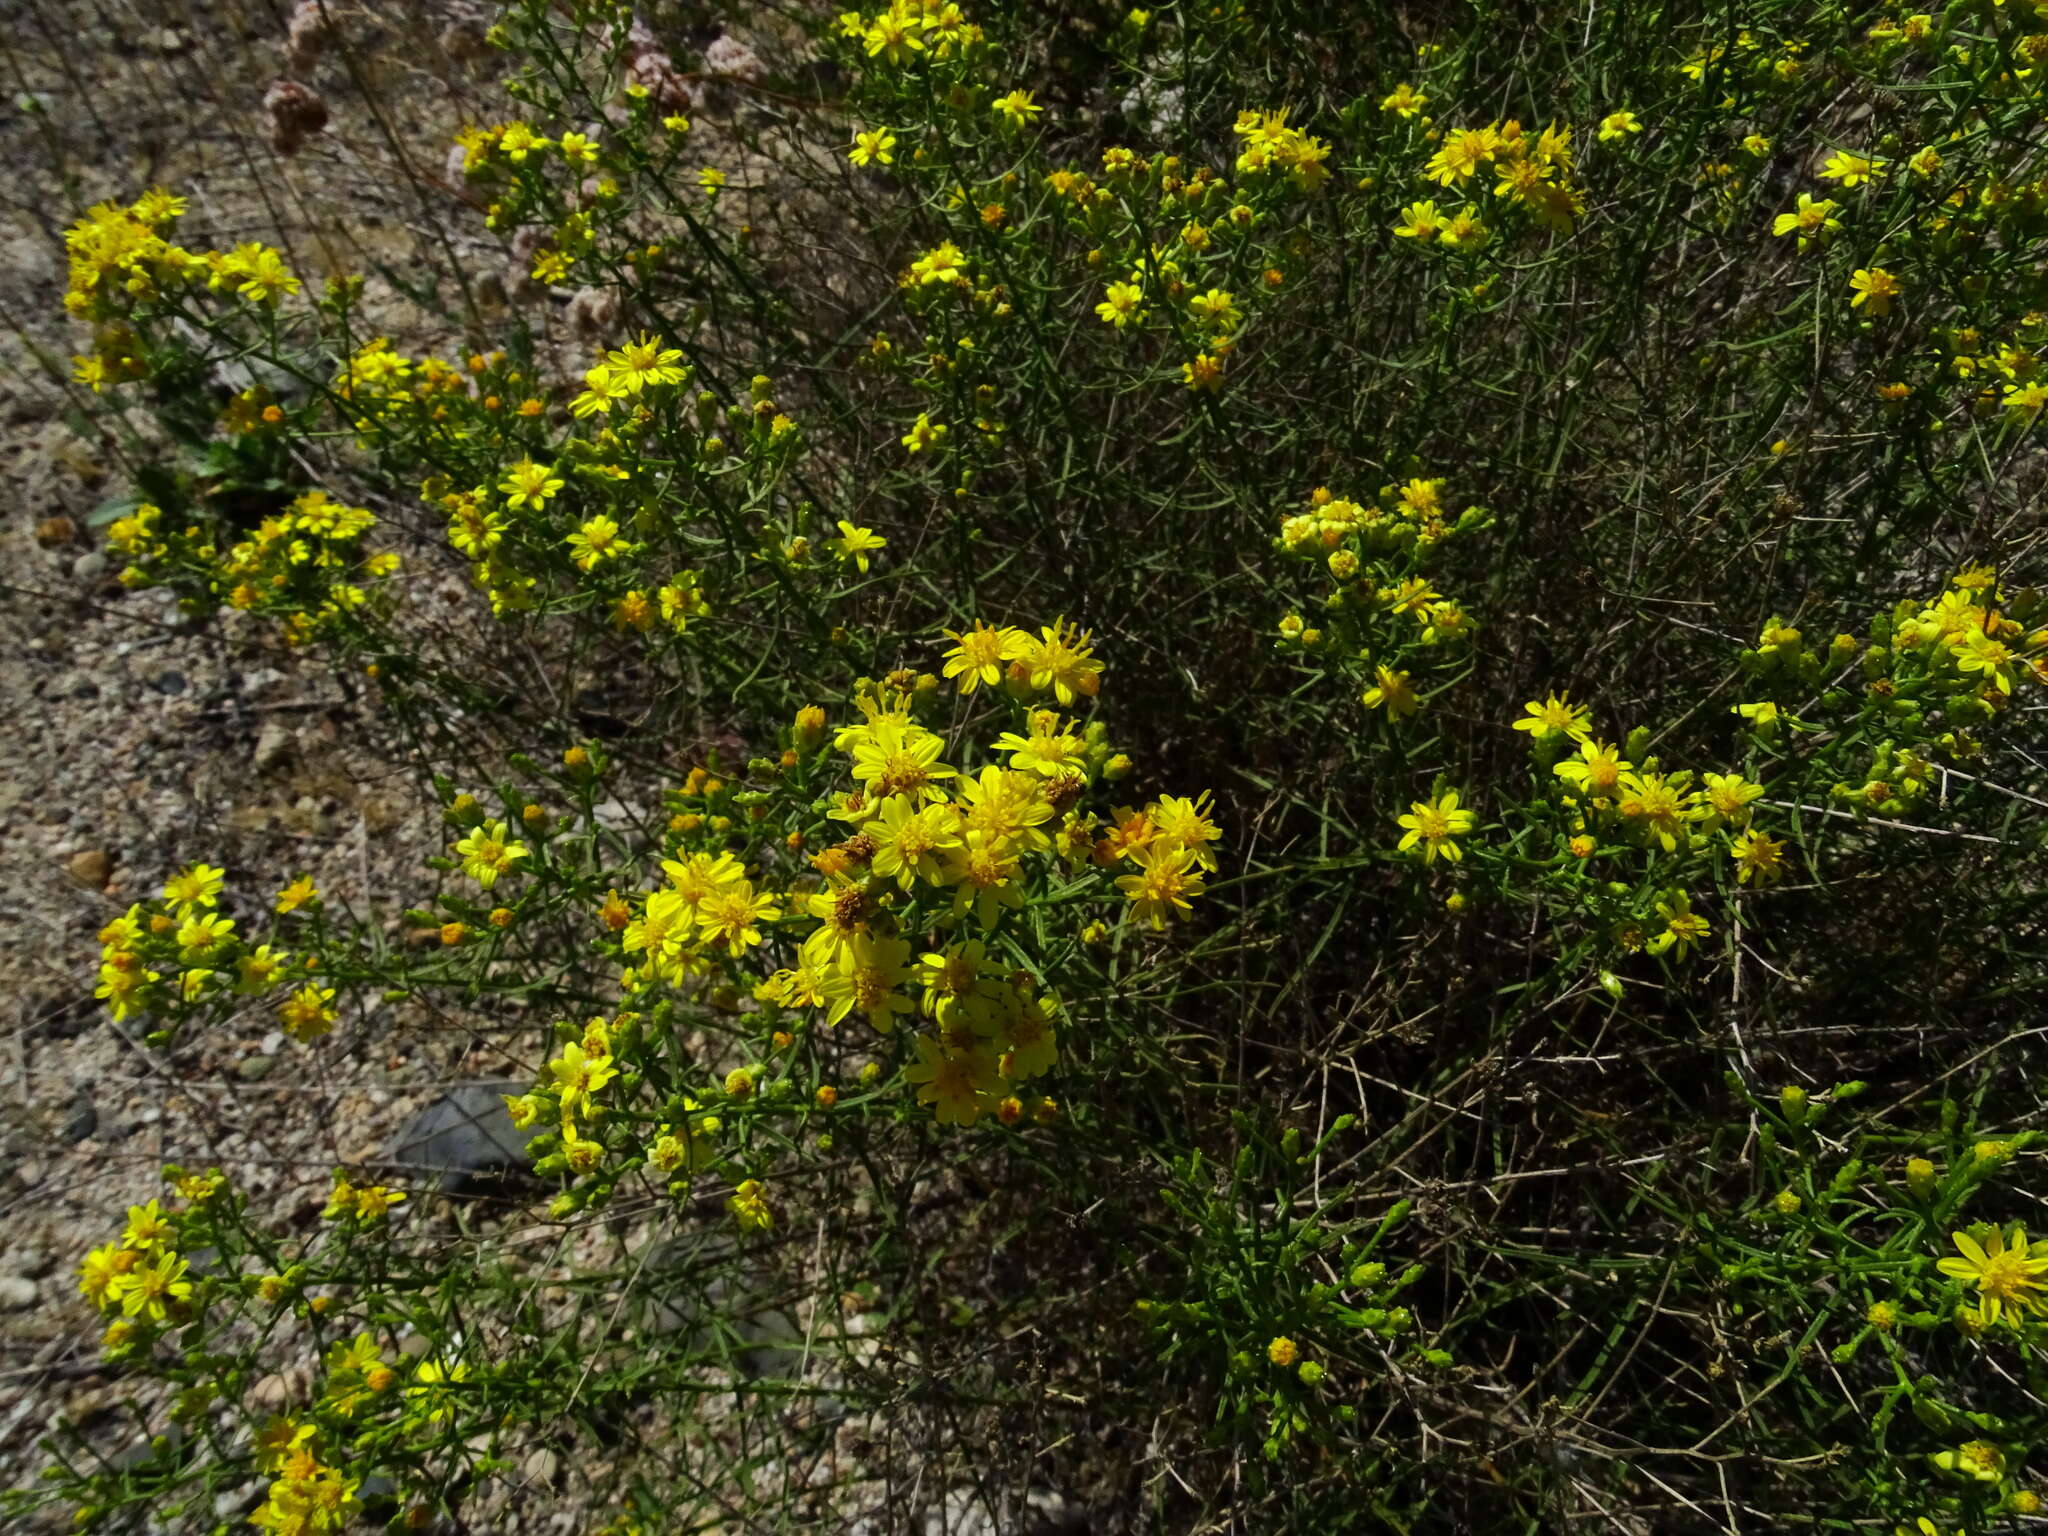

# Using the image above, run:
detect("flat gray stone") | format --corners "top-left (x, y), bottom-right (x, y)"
top-left (389, 1082), bottom-right (542, 1194)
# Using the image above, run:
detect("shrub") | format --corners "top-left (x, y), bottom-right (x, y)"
top-left (17, 0), bottom-right (2048, 1530)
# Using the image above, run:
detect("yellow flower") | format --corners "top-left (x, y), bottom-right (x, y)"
top-left (1424, 126), bottom-right (1501, 186)
top-left (163, 862), bottom-right (225, 913)
top-left (849, 126), bottom-right (898, 167)
top-left (1617, 770), bottom-right (1694, 851)
top-left (1393, 200), bottom-right (1445, 242)
top-left (1728, 828), bottom-right (1787, 885)
top-left (1361, 665), bottom-right (1419, 719)
top-left (864, 11), bottom-right (927, 64)
top-left (123, 1198), bottom-right (175, 1251)
top-left (900, 412), bottom-right (948, 454)
top-left (1379, 83), bottom-right (1428, 118)
top-left (119, 1249), bottom-right (192, 1322)
top-left (1937, 1225), bottom-right (2048, 1325)
top-left (1597, 110), bottom-right (1641, 143)
top-left (1397, 789), bottom-right (1476, 863)
top-left (279, 983), bottom-right (338, 1042)
top-left (1512, 693), bottom-right (1593, 742)
top-left (696, 879), bottom-right (781, 955)
top-left (455, 819), bottom-right (529, 889)
top-left (1849, 267), bottom-right (1902, 316)
top-left (1182, 352), bottom-right (1226, 391)
top-left (941, 621), bottom-right (1026, 693)
top-left (566, 515), bottom-right (629, 570)
top-left (1818, 150), bottom-right (1883, 187)
top-left (1096, 280), bottom-right (1146, 328)
top-left (727, 1178), bottom-right (775, 1231)
top-left (1770, 192), bottom-right (1841, 247)
top-left (992, 89), bottom-right (1043, 130)
top-left (1554, 738), bottom-right (1629, 798)
top-left (1115, 841), bottom-right (1205, 928)
top-left (1015, 618), bottom-right (1104, 704)
top-left (498, 459), bottom-right (562, 509)
top-left (548, 1042), bottom-right (619, 1118)
top-left (1698, 771), bottom-right (1765, 825)
top-left (905, 1035), bottom-right (1000, 1126)
top-left (604, 334), bottom-right (687, 392)
top-left (1646, 890), bottom-right (1711, 958)
top-left (274, 875), bottom-right (318, 914)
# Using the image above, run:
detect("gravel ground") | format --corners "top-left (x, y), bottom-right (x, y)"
top-left (0, 0), bottom-right (523, 1509)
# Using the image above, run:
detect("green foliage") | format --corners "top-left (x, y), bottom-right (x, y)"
top-left (20, 0), bottom-right (2048, 1530)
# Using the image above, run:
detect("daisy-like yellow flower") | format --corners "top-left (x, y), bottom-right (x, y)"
top-left (900, 413), bottom-right (948, 454)
top-left (1698, 771), bottom-right (1765, 825)
top-left (1393, 200), bottom-right (1445, 242)
top-left (279, 983), bottom-right (338, 1042)
top-left (455, 819), bottom-right (528, 889)
top-left (499, 459), bottom-right (562, 510)
top-left (1379, 83), bottom-right (1428, 118)
top-left (1096, 280), bottom-right (1145, 328)
top-left (727, 1178), bottom-right (774, 1232)
top-left (1617, 769), bottom-right (1694, 851)
top-left (992, 89), bottom-right (1043, 130)
top-left (849, 126), bottom-right (897, 167)
top-left (696, 880), bottom-right (781, 956)
top-left (1818, 149), bottom-right (1883, 187)
top-left (1646, 890), bottom-right (1711, 958)
top-left (566, 515), bottom-right (629, 570)
top-left (829, 520), bottom-right (888, 571)
top-left (604, 333), bottom-right (687, 393)
top-left (941, 621), bottom-right (1025, 693)
top-left (1015, 617), bottom-right (1103, 704)
top-left (1770, 192), bottom-right (1841, 248)
top-left (903, 1036), bottom-right (996, 1125)
top-left (1849, 266), bottom-right (1902, 316)
top-left (1397, 789), bottom-right (1476, 864)
top-left (1424, 126), bottom-right (1500, 186)
top-left (1512, 693), bottom-right (1593, 742)
top-left (164, 862), bottom-right (226, 912)
top-left (1554, 738), bottom-right (1629, 798)
top-left (1597, 110), bottom-right (1641, 143)
top-left (275, 875), bottom-right (318, 914)
top-left (1361, 665), bottom-right (1419, 719)
top-left (1115, 841), bottom-right (1205, 928)
top-left (1937, 1225), bottom-right (2048, 1325)
top-left (1728, 828), bottom-right (1787, 885)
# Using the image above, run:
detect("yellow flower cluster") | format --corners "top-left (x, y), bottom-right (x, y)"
top-left (837, 1), bottom-right (986, 65)
top-left (92, 866), bottom-right (329, 1042)
top-left (78, 1196), bottom-right (197, 1344)
top-left (1889, 566), bottom-right (2047, 699)
top-left (64, 190), bottom-right (298, 322)
top-left (582, 626), bottom-right (1218, 1129)
top-left (1398, 119), bottom-right (1582, 246)
top-left (104, 486), bottom-right (398, 642)
top-left (333, 337), bottom-right (472, 431)
top-left (1275, 479), bottom-right (1490, 719)
top-left (250, 1420), bottom-right (360, 1536)
top-left (1232, 110), bottom-right (1333, 194)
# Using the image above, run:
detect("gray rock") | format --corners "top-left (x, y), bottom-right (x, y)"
top-left (0, 1276), bottom-right (38, 1312)
top-left (252, 721), bottom-right (295, 773)
top-left (389, 1082), bottom-right (542, 1193)
top-left (236, 1054), bottom-right (277, 1083)
top-left (72, 551), bottom-right (108, 583)
top-left (61, 1086), bottom-right (97, 1143)
top-left (629, 1234), bottom-right (818, 1391)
